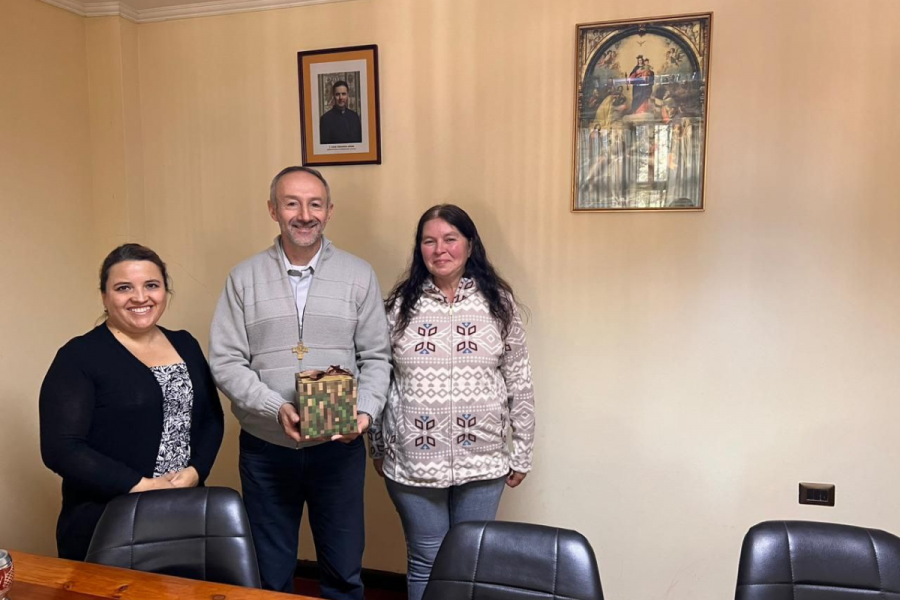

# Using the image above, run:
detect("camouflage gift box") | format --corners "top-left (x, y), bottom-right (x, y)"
top-left (295, 365), bottom-right (358, 441)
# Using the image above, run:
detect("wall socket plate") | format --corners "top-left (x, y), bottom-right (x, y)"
top-left (799, 482), bottom-right (835, 506)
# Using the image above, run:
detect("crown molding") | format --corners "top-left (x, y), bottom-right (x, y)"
top-left (39, 0), bottom-right (357, 23)
top-left (39, 0), bottom-right (136, 20)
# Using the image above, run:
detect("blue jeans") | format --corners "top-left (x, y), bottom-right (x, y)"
top-left (385, 476), bottom-right (506, 600)
top-left (239, 430), bottom-right (366, 599)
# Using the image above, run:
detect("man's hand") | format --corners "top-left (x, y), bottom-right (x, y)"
top-left (279, 403), bottom-right (302, 443)
top-left (331, 413), bottom-right (370, 444)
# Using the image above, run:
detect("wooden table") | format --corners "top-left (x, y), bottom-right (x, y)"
top-left (8, 551), bottom-right (318, 600)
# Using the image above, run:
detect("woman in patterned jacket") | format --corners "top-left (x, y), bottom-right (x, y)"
top-left (370, 204), bottom-right (535, 600)
top-left (40, 244), bottom-right (224, 561)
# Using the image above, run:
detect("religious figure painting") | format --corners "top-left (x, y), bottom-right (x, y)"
top-left (298, 45), bottom-right (382, 166)
top-left (572, 14), bottom-right (712, 211)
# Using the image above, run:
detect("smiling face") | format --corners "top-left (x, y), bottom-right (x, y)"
top-left (269, 170), bottom-right (333, 259)
top-left (420, 218), bottom-right (471, 289)
top-left (102, 260), bottom-right (168, 335)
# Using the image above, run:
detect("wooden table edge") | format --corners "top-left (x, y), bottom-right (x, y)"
top-left (9, 551), bottom-right (316, 600)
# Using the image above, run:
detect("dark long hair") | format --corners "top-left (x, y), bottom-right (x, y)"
top-left (99, 243), bottom-right (171, 293)
top-left (385, 204), bottom-right (518, 339)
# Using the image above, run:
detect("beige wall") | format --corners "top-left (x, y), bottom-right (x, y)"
top-left (3, 0), bottom-right (900, 598)
top-left (0, 0), bottom-right (97, 555)
top-left (85, 16), bottom-right (147, 255)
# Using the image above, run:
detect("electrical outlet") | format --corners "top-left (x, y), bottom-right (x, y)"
top-left (799, 482), bottom-right (835, 506)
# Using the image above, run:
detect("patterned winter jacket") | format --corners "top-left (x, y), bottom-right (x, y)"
top-left (369, 277), bottom-right (535, 487)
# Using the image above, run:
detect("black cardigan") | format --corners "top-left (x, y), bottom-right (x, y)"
top-left (39, 324), bottom-right (224, 560)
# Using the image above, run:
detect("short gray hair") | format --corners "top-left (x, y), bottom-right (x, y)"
top-left (268, 166), bottom-right (331, 206)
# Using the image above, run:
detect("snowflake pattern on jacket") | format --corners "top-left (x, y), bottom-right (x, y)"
top-left (370, 278), bottom-right (535, 487)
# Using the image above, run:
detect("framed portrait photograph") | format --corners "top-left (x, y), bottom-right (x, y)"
top-left (572, 13), bottom-right (712, 212)
top-left (298, 44), bottom-right (381, 166)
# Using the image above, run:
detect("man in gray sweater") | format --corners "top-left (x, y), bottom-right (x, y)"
top-left (209, 166), bottom-right (390, 598)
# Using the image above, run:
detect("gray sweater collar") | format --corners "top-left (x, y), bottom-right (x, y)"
top-left (268, 235), bottom-right (333, 269)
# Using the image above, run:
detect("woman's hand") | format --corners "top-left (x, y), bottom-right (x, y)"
top-left (372, 457), bottom-right (385, 478)
top-left (129, 476), bottom-right (175, 493)
top-left (506, 470), bottom-right (527, 488)
top-left (165, 466), bottom-right (200, 488)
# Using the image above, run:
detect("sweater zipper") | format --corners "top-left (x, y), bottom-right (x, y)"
top-left (448, 297), bottom-right (456, 486)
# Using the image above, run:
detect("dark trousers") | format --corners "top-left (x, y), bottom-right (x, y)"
top-left (239, 430), bottom-right (366, 599)
top-left (56, 500), bottom-right (107, 561)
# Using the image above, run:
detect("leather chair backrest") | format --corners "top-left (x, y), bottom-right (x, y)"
top-left (736, 520), bottom-right (900, 600)
top-left (86, 487), bottom-right (261, 588)
top-left (423, 521), bottom-right (604, 600)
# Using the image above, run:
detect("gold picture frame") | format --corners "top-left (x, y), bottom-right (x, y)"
top-left (298, 45), bottom-right (382, 166)
top-left (572, 13), bottom-right (713, 212)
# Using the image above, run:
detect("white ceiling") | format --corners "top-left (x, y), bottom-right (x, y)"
top-left (40, 0), bottom-right (356, 23)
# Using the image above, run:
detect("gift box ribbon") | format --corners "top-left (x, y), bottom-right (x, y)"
top-left (298, 365), bottom-right (353, 381)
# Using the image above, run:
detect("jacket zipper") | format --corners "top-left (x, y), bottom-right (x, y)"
top-left (448, 297), bottom-right (456, 486)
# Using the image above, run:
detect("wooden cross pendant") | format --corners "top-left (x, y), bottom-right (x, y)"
top-left (292, 341), bottom-right (310, 360)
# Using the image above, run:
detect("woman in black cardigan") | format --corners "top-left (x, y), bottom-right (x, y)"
top-left (40, 244), bottom-right (224, 561)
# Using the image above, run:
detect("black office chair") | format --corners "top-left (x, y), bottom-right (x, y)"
top-left (735, 520), bottom-right (900, 600)
top-left (85, 486), bottom-right (261, 588)
top-left (423, 521), bottom-right (604, 600)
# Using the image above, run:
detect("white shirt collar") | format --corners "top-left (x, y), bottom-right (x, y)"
top-left (278, 237), bottom-right (323, 274)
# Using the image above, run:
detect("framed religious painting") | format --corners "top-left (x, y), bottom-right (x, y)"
top-left (298, 45), bottom-right (382, 166)
top-left (572, 13), bottom-right (712, 212)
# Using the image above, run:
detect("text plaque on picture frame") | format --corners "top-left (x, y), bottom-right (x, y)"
top-left (298, 45), bottom-right (382, 166)
top-left (572, 13), bottom-right (712, 212)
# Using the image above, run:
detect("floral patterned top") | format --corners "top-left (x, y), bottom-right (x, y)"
top-left (150, 362), bottom-right (194, 476)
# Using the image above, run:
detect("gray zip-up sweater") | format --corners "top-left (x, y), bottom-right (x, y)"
top-left (210, 236), bottom-right (391, 448)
